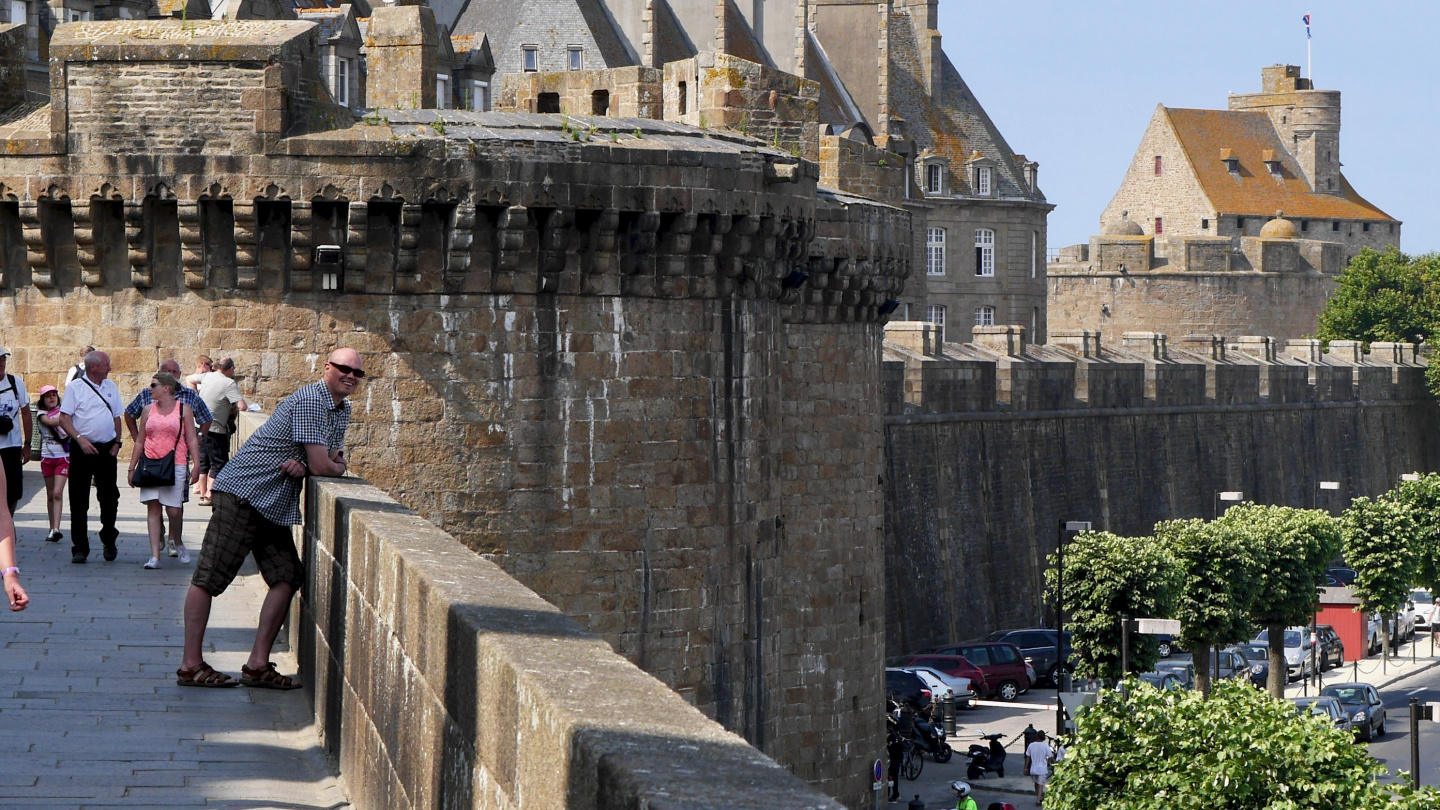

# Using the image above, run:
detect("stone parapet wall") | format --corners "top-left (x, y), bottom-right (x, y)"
top-left (818, 135), bottom-right (905, 205)
top-left (296, 473), bottom-right (844, 810)
top-left (664, 52), bottom-right (820, 162)
top-left (881, 322), bottom-right (1439, 653)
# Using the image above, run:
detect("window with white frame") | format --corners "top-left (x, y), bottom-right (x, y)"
top-left (1030, 230), bottom-right (1037, 279)
top-left (926, 164), bottom-right (943, 195)
top-left (974, 306), bottom-right (995, 327)
top-left (925, 305), bottom-right (946, 342)
top-left (926, 228), bottom-right (946, 276)
top-left (334, 57), bottom-right (350, 107)
top-left (974, 228), bottom-right (995, 276)
top-left (464, 80), bottom-right (489, 111)
top-left (568, 47), bottom-right (583, 71)
top-left (976, 166), bottom-right (992, 196)
top-left (523, 46), bottom-right (539, 72)
top-left (436, 74), bottom-right (451, 109)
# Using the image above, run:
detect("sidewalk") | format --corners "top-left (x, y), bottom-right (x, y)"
top-left (0, 470), bottom-right (348, 808)
top-left (1285, 632), bottom-right (1440, 698)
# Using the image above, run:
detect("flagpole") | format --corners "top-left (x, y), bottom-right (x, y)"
top-left (1307, 13), bottom-right (1312, 82)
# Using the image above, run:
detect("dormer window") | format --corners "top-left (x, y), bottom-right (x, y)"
top-left (522, 46), bottom-right (539, 72)
top-left (1262, 149), bottom-right (1281, 178)
top-left (568, 47), bottom-right (583, 71)
top-left (976, 166), bottom-right (992, 196)
top-left (1220, 148), bottom-right (1239, 174)
top-left (926, 164), bottom-right (942, 194)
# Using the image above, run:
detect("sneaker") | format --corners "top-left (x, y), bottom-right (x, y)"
top-left (45, 530), bottom-right (61, 543)
top-left (71, 552), bottom-right (86, 564)
top-left (177, 545), bottom-right (190, 564)
top-left (143, 557), bottom-right (160, 570)
top-left (166, 542), bottom-right (179, 558)
top-left (102, 546), bottom-right (117, 562)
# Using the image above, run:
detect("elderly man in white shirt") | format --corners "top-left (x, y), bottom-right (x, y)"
top-left (57, 351), bottom-right (124, 564)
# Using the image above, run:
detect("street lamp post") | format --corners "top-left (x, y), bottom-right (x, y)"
top-left (1056, 520), bottom-right (1091, 737)
top-left (1213, 490), bottom-right (1244, 519)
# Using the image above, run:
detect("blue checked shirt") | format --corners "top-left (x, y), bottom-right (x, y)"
top-left (213, 380), bottom-right (351, 526)
top-left (125, 388), bottom-right (213, 426)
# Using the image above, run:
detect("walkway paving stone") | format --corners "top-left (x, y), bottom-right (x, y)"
top-left (1, 470), bottom-right (349, 809)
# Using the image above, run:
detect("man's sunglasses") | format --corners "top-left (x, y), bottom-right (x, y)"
top-left (328, 362), bottom-right (366, 379)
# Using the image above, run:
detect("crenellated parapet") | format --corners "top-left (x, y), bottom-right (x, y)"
top-left (883, 322), bottom-right (1430, 416)
top-left (0, 21), bottom-right (908, 326)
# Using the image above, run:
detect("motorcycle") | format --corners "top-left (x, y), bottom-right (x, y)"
top-left (911, 710), bottom-right (953, 763)
top-left (965, 730), bottom-right (1007, 779)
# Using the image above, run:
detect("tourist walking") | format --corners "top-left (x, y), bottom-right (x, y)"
top-left (179, 348), bottom-right (359, 688)
top-left (0, 348), bottom-right (32, 515)
top-left (129, 373), bottom-right (201, 569)
top-left (1024, 730), bottom-right (1054, 806)
top-left (186, 357), bottom-right (247, 506)
top-left (126, 361), bottom-right (212, 556)
top-left (57, 351), bottom-right (124, 564)
top-left (35, 386), bottom-right (68, 543)
top-left (0, 465), bottom-right (28, 613)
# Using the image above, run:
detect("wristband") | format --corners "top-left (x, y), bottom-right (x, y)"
top-left (1, 567), bottom-right (17, 577)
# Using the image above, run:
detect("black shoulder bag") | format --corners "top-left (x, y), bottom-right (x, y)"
top-left (132, 406), bottom-right (182, 487)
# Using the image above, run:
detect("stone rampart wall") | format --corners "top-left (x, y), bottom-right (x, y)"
top-left (294, 471), bottom-right (845, 810)
top-left (881, 322), bottom-right (1439, 654)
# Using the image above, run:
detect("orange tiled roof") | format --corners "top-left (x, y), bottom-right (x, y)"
top-left (1164, 107), bottom-right (1393, 221)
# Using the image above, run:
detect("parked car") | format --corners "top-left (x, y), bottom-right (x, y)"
top-left (1326, 567), bottom-right (1358, 587)
top-left (885, 668), bottom-right (934, 711)
top-left (1253, 627), bottom-right (1316, 680)
top-left (1413, 589), bottom-right (1437, 632)
top-left (908, 668), bottom-right (955, 704)
top-left (981, 629), bottom-right (1073, 687)
top-left (1316, 625), bottom-right (1345, 669)
top-left (909, 642), bottom-right (1032, 701)
top-left (1135, 671), bottom-right (1185, 691)
top-left (1228, 644), bottom-right (1270, 687)
top-left (1394, 602), bottom-right (1417, 643)
top-left (1154, 660), bottom-right (1195, 689)
top-left (903, 666), bottom-right (976, 709)
top-left (1150, 634), bottom-right (1177, 658)
top-left (892, 655), bottom-right (989, 701)
top-left (1291, 696), bottom-right (1354, 736)
top-left (1365, 613), bottom-right (1385, 656)
top-left (1209, 648), bottom-right (1255, 682)
top-left (1320, 683), bottom-right (1387, 741)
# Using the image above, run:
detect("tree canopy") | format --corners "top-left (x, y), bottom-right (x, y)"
top-left (1046, 531), bottom-right (1177, 681)
top-left (1389, 473), bottom-right (1440, 596)
top-left (1157, 516), bottom-right (1263, 696)
top-left (1316, 248), bottom-right (1440, 397)
top-left (1046, 679), bottom-right (1440, 810)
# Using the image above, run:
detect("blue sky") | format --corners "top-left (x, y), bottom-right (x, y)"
top-left (937, 2), bottom-right (1434, 253)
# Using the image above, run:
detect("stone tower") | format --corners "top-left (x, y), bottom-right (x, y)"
top-left (1228, 64), bottom-right (1342, 196)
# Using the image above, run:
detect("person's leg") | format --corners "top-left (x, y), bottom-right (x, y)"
top-left (42, 474), bottom-right (57, 531)
top-left (67, 452), bottom-right (93, 557)
top-left (95, 449), bottom-right (120, 553)
top-left (247, 581), bottom-right (295, 672)
top-left (1, 447), bottom-right (21, 515)
top-left (181, 584), bottom-right (214, 671)
top-left (166, 505), bottom-right (185, 557)
top-left (145, 500), bottom-right (164, 561)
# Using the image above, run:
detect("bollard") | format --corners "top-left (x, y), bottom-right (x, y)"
top-left (944, 695), bottom-right (956, 737)
top-left (1354, 660), bottom-right (1359, 682)
top-left (908, 795), bottom-right (926, 810)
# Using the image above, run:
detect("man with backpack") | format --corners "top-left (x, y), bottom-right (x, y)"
top-left (0, 348), bottom-right (31, 515)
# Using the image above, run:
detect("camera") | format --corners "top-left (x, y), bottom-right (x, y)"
top-left (0, 415), bottom-right (15, 434)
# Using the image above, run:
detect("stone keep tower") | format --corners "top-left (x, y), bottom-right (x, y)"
top-left (0, 18), bottom-right (910, 808)
top-left (1228, 64), bottom-right (1343, 195)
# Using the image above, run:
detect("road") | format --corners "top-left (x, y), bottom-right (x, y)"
top-left (1369, 664), bottom-right (1440, 788)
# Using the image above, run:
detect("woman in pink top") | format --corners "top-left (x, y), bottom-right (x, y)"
top-left (128, 373), bottom-right (201, 569)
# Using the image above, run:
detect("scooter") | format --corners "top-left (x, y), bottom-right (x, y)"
top-left (965, 730), bottom-right (1007, 779)
top-left (911, 711), bottom-right (952, 763)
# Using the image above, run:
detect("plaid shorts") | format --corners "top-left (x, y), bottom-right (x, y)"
top-left (191, 490), bottom-right (304, 597)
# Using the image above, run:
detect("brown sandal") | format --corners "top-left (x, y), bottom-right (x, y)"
top-left (240, 662), bottom-right (302, 690)
top-left (176, 661), bottom-right (239, 688)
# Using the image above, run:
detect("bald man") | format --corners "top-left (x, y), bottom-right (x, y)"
top-left (179, 349), bottom-right (361, 689)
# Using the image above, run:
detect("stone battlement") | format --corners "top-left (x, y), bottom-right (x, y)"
top-left (884, 322), bottom-right (1428, 416)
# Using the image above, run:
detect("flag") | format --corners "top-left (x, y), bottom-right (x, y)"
top-left (1304, 13), bottom-right (1311, 39)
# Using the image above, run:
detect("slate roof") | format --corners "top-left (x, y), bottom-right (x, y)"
top-left (294, 6), bottom-right (350, 41)
top-left (1163, 107), bottom-right (1392, 221)
top-left (452, 0), bottom-right (633, 75)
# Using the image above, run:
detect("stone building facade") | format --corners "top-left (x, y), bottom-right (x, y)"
top-left (1049, 65), bottom-right (1399, 342)
top-left (0, 17), bottom-right (908, 807)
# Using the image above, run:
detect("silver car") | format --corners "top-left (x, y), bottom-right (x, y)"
top-left (1292, 696), bottom-right (1353, 736)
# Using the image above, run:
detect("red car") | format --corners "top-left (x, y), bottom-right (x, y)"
top-left (910, 641), bottom-right (1033, 701)
top-left (891, 654), bottom-right (989, 700)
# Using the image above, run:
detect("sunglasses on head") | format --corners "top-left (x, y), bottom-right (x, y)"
top-left (328, 361), bottom-right (366, 379)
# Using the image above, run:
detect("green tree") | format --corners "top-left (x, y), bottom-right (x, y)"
top-left (1046, 531), bottom-right (1177, 681)
top-left (1341, 496), bottom-right (1418, 659)
top-left (1045, 678), bottom-right (1439, 810)
top-left (1157, 516), bottom-right (1263, 698)
top-left (1389, 473), bottom-right (1440, 598)
top-left (1317, 248), bottom-right (1440, 346)
top-left (1216, 505), bottom-right (1340, 697)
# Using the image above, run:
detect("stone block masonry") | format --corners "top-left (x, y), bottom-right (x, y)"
top-left (0, 19), bottom-right (908, 808)
top-left (882, 322), bottom-right (1439, 654)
